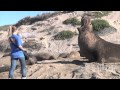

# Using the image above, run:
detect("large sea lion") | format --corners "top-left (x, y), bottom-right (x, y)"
top-left (77, 15), bottom-right (120, 63)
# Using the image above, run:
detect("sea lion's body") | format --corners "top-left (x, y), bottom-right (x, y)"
top-left (78, 15), bottom-right (120, 63)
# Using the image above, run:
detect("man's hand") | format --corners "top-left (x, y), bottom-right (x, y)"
top-left (19, 46), bottom-right (27, 52)
top-left (9, 26), bottom-right (12, 30)
top-left (23, 49), bottom-right (27, 52)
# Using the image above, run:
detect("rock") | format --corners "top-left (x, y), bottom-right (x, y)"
top-left (0, 65), bottom-right (10, 73)
top-left (40, 37), bottom-right (45, 40)
top-left (67, 51), bottom-right (80, 59)
top-left (58, 53), bottom-right (69, 58)
top-left (0, 40), bottom-right (10, 53)
top-left (31, 27), bottom-right (37, 30)
top-left (2, 53), bottom-right (10, 57)
top-left (23, 41), bottom-right (42, 50)
top-left (90, 73), bottom-right (100, 79)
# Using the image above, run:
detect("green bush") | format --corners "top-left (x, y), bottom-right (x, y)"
top-left (92, 11), bottom-right (112, 18)
top-left (101, 11), bottom-right (112, 16)
top-left (92, 12), bottom-right (103, 18)
top-left (0, 32), bottom-right (3, 35)
top-left (15, 12), bottom-right (61, 27)
top-left (62, 11), bottom-right (74, 13)
top-left (92, 19), bottom-right (110, 31)
top-left (0, 25), bottom-right (9, 31)
top-left (54, 30), bottom-right (75, 40)
top-left (63, 17), bottom-right (81, 26)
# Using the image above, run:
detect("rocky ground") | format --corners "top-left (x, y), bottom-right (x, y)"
top-left (1, 56), bottom-right (120, 79)
top-left (1, 11), bottom-right (120, 79)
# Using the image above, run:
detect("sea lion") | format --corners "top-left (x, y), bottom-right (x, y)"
top-left (77, 15), bottom-right (120, 63)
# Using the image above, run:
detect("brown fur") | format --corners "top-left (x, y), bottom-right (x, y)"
top-left (34, 53), bottom-right (57, 61)
top-left (26, 52), bottom-right (57, 65)
top-left (78, 15), bottom-right (120, 63)
top-left (26, 56), bottom-right (37, 65)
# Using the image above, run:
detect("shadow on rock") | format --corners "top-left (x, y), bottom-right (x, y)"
top-left (0, 65), bottom-right (19, 73)
top-left (53, 60), bottom-right (90, 66)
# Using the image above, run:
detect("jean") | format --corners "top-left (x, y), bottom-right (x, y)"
top-left (9, 57), bottom-right (26, 79)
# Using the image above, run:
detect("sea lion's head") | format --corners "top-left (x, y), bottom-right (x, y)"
top-left (77, 15), bottom-right (93, 35)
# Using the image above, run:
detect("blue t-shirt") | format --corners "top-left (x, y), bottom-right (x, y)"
top-left (9, 34), bottom-right (24, 59)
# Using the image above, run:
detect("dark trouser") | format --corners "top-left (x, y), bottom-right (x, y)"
top-left (9, 57), bottom-right (26, 79)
